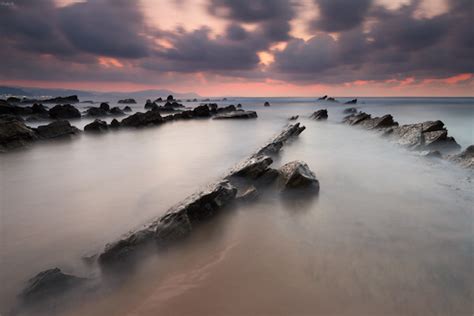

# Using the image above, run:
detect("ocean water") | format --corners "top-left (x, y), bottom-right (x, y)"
top-left (0, 97), bottom-right (473, 315)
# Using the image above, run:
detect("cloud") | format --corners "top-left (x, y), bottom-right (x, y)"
top-left (311, 0), bottom-right (373, 32)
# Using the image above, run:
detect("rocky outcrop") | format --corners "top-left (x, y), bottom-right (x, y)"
top-left (318, 95), bottom-right (327, 100)
top-left (310, 109), bottom-right (328, 120)
top-left (343, 107), bottom-right (357, 114)
top-left (84, 119), bottom-right (108, 133)
top-left (21, 95), bottom-right (79, 104)
top-left (86, 107), bottom-right (108, 117)
top-left (359, 114), bottom-right (398, 129)
top-left (256, 123), bottom-right (306, 156)
top-left (145, 99), bottom-right (159, 110)
top-left (447, 145), bottom-right (474, 169)
top-left (35, 120), bottom-right (80, 139)
top-left (20, 268), bottom-right (85, 301)
top-left (0, 115), bottom-right (37, 151)
top-left (110, 119), bottom-right (121, 129)
top-left (327, 97), bottom-right (337, 102)
top-left (99, 103), bottom-right (110, 112)
top-left (0, 103), bottom-right (33, 116)
top-left (278, 161), bottom-right (320, 191)
top-left (345, 99), bottom-right (357, 104)
top-left (343, 112), bottom-right (371, 125)
top-left (123, 106), bottom-right (132, 112)
top-left (289, 115), bottom-right (299, 121)
top-left (235, 185), bottom-right (258, 202)
top-left (118, 99), bottom-right (137, 104)
top-left (49, 104), bottom-right (81, 119)
top-left (109, 106), bottom-right (125, 116)
top-left (213, 111), bottom-right (257, 119)
top-left (192, 104), bottom-right (211, 117)
top-left (121, 109), bottom-right (163, 128)
top-left (264, 101), bottom-right (270, 107)
top-left (229, 155), bottom-right (273, 179)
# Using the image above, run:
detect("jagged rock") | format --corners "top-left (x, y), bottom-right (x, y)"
top-left (49, 104), bottom-right (81, 119)
top-left (236, 186), bottom-right (258, 202)
top-left (118, 98), bottom-right (136, 104)
top-left (343, 112), bottom-right (371, 125)
top-left (257, 168), bottom-right (280, 185)
top-left (110, 119), bottom-right (121, 129)
top-left (99, 102), bottom-right (110, 112)
top-left (86, 107), bottom-right (108, 117)
top-left (310, 109), bottom-right (328, 120)
top-left (31, 103), bottom-right (48, 115)
top-left (216, 104), bottom-right (236, 113)
top-left (167, 95), bottom-right (174, 101)
top-left (448, 145), bottom-right (474, 169)
top-left (264, 101), bottom-right (270, 107)
top-left (155, 97), bottom-right (163, 102)
top-left (123, 106), bottom-right (132, 112)
top-left (155, 211), bottom-right (192, 245)
top-left (289, 115), bottom-right (299, 121)
top-left (229, 155), bottom-right (273, 179)
top-left (359, 114), bottom-right (398, 129)
top-left (237, 104), bottom-right (242, 108)
top-left (213, 111), bottom-right (257, 119)
top-left (0, 103), bottom-right (33, 116)
top-left (145, 99), bottom-right (159, 110)
top-left (164, 101), bottom-right (184, 108)
top-left (0, 115), bottom-right (37, 150)
top-left (345, 99), bottom-right (357, 104)
top-left (278, 161), bottom-right (319, 191)
top-left (173, 110), bottom-right (194, 120)
top-left (121, 110), bottom-right (163, 127)
top-left (35, 120), bottom-right (79, 139)
top-left (318, 95), bottom-right (327, 100)
top-left (84, 119), bottom-right (108, 133)
top-left (20, 268), bottom-right (85, 300)
top-left (192, 104), bottom-right (211, 117)
top-left (256, 123), bottom-right (305, 156)
top-left (109, 106), bottom-right (125, 116)
top-left (327, 97), bottom-right (337, 102)
top-left (424, 150), bottom-right (442, 159)
top-left (343, 107), bottom-right (357, 114)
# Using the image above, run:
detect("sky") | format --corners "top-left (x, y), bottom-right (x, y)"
top-left (0, 0), bottom-right (473, 96)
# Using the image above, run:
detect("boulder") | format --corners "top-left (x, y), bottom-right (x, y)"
top-left (237, 104), bottom-right (242, 108)
top-left (99, 102), bottom-right (110, 112)
top-left (264, 101), bottom-right (270, 107)
top-left (31, 103), bottom-right (48, 115)
top-left (216, 104), bottom-right (236, 113)
top-left (192, 104), bottom-right (211, 117)
top-left (118, 98), bottom-right (137, 104)
top-left (448, 145), bottom-right (474, 169)
top-left (289, 115), bottom-right (299, 121)
top-left (0, 115), bottom-right (37, 150)
top-left (345, 99), bottom-right (357, 104)
top-left (109, 106), bottom-right (125, 116)
top-left (228, 155), bottom-right (273, 179)
top-left (84, 119), bottom-right (108, 133)
top-left (110, 118), bottom-right (121, 129)
top-left (86, 107), bottom-right (108, 117)
top-left (123, 106), bottom-right (132, 112)
top-left (318, 95), bottom-right (328, 100)
top-left (278, 161), bottom-right (319, 191)
top-left (155, 97), bottom-right (163, 102)
top-left (327, 97), bottom-right (337, 102)
top-left (167, 95), bottom-right (174, 101)
top-left (121, 110), bottom-right (163, 127)
top-left (310, 109), bottom-right (328, 120)
top-left (164, 101), bottom-right (184, 108)
top-left (145, 99), bottom-right (158, 110)
top-left (49, 104), bottom-right (81, 119)
top-left (35, 120), bottom-right (79, 139)
top-left (20, 268), bottom-right (85, 301)
top-left (213, 111), bottom-right (257, 119)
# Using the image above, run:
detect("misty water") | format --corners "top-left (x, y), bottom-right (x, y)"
top-left (1, 98), bottom-right (473, 315)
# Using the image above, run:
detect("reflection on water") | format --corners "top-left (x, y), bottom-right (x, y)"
top-left (1, 99), bottom-right (473, 315)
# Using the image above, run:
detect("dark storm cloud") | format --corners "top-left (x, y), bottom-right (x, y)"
top-left (311, 0), bottom-right (373, 32)
top-left (271, 0), bottom-right (474, 83)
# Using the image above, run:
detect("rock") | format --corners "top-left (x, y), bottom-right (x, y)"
top-left (20, 268), bottom-right (85, 300)
top-left (84, 119), bottom-right (108, 133)
top-left (0, 115), bottom-right (37, 150)
top-left (167, 95), bottom-right (174, 101)
top-left (110, 119), bottom-right (121, 129)
top-left (448, 145), bottom-right (474, 169)
top-left (343, 112), bottom-right (371, 125)
top-left (229, 155), bottom-right (273, 179)
top-left (164, 101), bottom-right (184, 108)
top-left (0, 103), bottom-right (33, 116)
top-left (7, 96), bottom-right (21, 103)
top-left (216, 104), bottom-right (236, 113)
top-left (109, 106), bottom-right (125, 116)
top-left (237, 104), bottom-right (242, 108)
top-left (289, 115), bottom-right (299, 121)
top-left (256, 123), bottom-right (306, 156)
top-left (192, 104), bottom-right (211, 117)
top-left (327, 97), bottom-right (337, 102)
top-left (86, 107), bottom-right (108, 117)
top-left (145, 99), bottom-right (159, 110)
top-left (213, 111), bottom-right (257, 119)
top-left (155, 211), bottom-right (192, 245)
top-left (22, 95), bottom-right (79, 104)
top-left (35, 120), bottom-right (80, 139)
top-left (318, 95), bottom-right (328, 100)
top-left (31, 103), bottom-right (48, 115)
top-left (49, 104), bottom-right (81, 119)
top-left (278, 161), bottom-right (319, 191)
top-left (98, 103), bottom-right (109, 112)
top-left (236, 186), bottom-right (258, 202)
top-left (123, 106), bottom-right (132, 112)
top-left (359, 114), bottom-right (398, 129)
top-left (118, 98), bottom-right (136, 104)
top-left (257, 168), bottom-right (280, 185)
top-left (264, 101), bottom-right (270, 107)
top-left (310, 109), bottom-right (328, 120)
top-left (343, 107), bottom-right (357, 114)
top-left (345, 98), bottom-right (357, 104)
top-left (424, 150), bottom-right (442, 159)
top-left (155, 97), bottom-right (163, 102)
top-left (121, 110), bottom-right (163, 127)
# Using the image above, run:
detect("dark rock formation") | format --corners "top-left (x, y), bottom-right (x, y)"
top-left (216, 104), bottom-right (236, 113)
top-left (35, 120), bottom-right (80, 139)
top-left (31, 103), bottom-right (48, 115)
top-left (84, 119), bottom-right (108, 133)
top-left (343, 112), bottom-right (371, 125)
top-left (86, 107), bottom-right (108, 117)
top-left (49, 104), bottom-right (81, 119)
top-left (164, 101), bottom-right (184, 108)
top-left (359, 114), bottom-right (398, 129)
top-left (327, 97), bottom-right (337, 102)
top-left (264, 101), bottom-right (270, 107)
top-left (318, 95), bottom-right (328, 100)
top-left (343, 107), bottom-right (357, 114)
top-left (110, 119), bottom-right (121, 129)
top-left (22, 95), bottom-right (79, 104)
top-left (289, 115), bottom-right (299, 121)
top-left (236, 186), bottom-right (258, 202)
top-left (0, 115), bottom-right (37, 150)
top-left (0, 103), bottom-right (33, 116)
top-left (213, 111), bottom-right (257, 120)
top-left (167, 95), bottom-right (174, 101)
top-left (424, 150), bottom-right (442, 159)
top-left (20, 268), bottom-right (85, 301)
top-left (123, 106), bottom-right (132, 112)
top-left (229, 155), bottom-right (273, 179)
top-left (109, 107), bottom-right (125, 116)
top-left (99, 103), bottom-right (110, 112)
top-left (118, 99), bottom-right (136, 104)
top-left (448, 145), bottom-right (474, 169)
top-left (7, 96), bottom-right (21, 103)
top-left (145, 99), bottom-right (159, 110)
top-left (256, 123), bottom-right (306, 156)
top-left (121, 110), bottom-right (163, 128)
top-left (345, 99), bottom-right (357, 104)
top-left (310, 109), bottom-right (328, 120)
top-left (192, 104), bottom-right (211, 117)
top-left (237, 104), bottom-right (242, 108)
top-left (278, 161), bottom-right (320, 191)
top-left (155, 97), bottom-right (163, 102)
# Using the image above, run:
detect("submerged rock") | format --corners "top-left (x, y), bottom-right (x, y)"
top-left (121, 110), bottom-right (163, 127)
top-left (447, 145), bottom-right (474, 169)
top-left (229, 155), bottom-right (273, 179)
top-left (20, 268), bottom-right (85, 301)
top-left (345, 99), bottom-right (357, 104)
top-left (343, 107), bottom-right (357, 114)
top-left (264, 101), bottom-right (270, 107)
top-left (109, 106), bottom-right (125, 116)
top-left (35, 120), bottom-right (80, 139)
top-left (84, 119), bottom-right (108, 133)
top-left (327, 97), bottom-right (337, 102)
top-left (145, 99), bottom-right (158, 110)
top-left (310, 109), bottom-right (328, 120)
top-left (99, 102), bottom-right (110, 112)
top-left (213, 111), bottom-right (257, 120)
top-left (49, 104), bottom-right (81, 119)
top-left (86, 107), bottom-right (108, 117)
top-left (289, 115), bottom-right (299, 120)
top-left (318, 95), bottom-right (328, 100)
top-left (118, 98), bottom-right (136, 104)
top-left (123, 106), bottom-right (132, 112)
top-left (278, 161), bottom-right (319, 191)
top-left (0, 115), bottom-right (37, 150)
top-left (110, 118), bottom-right (121, 129)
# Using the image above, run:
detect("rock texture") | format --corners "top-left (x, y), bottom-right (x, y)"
top-left (49, 104), bottom-right (81, 119)
top-left (35, 120), bottom-right (80, 139)
top-left (310, 109), bottom-right (328, 120)
top-left (213, 111), bottom-right (257, 119)
top-left (0, 115), bottom-right (37, 150)
top-left (84, 119), bottom-right (108, 133)
top-left (448, 145), bottom-right (474, 169)
top-left (278, 161), bottom-right (320, 191)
